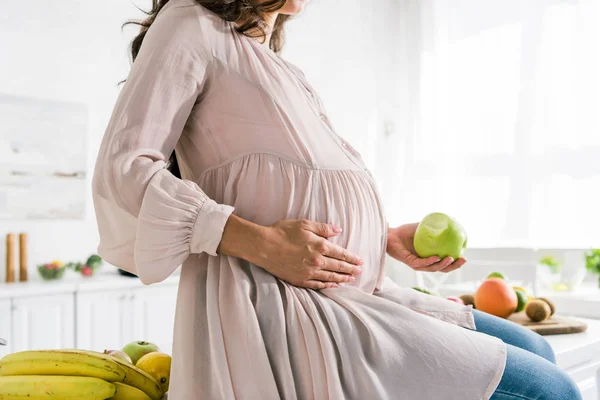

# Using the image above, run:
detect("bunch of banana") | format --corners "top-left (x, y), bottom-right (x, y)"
top-left (0, 375), bottom-right (115, 399)
top-left (113, 382), bottom-right (153, 400)
top-left (0, 349), bottom-right (161, 400)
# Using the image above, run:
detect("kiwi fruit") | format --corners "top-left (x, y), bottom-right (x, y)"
top-left (536, 297), bottom-right (555, 316)
top-left (525, 300), bottom-right (551, 322)
top-left (459, 294), bottom-right (475, 308)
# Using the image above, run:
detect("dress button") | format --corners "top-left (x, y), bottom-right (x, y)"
top-left (341, 142), bottom-right (348, 148)
top-left (320, 114), bottom-right (327, 121)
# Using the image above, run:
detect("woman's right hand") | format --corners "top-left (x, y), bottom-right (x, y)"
top-left (251, 219), bottom-right (364, 290)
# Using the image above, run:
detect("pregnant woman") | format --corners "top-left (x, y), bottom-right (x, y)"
top-left (91, 0), bottom-right (581, 398)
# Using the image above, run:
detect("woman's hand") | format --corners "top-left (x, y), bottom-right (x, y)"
top-left (386, 223), bottom-right (466, 273)
top-left (218, 215), bottom-right (363, 289)
top-left (247, 219), bottom-right (364, 290)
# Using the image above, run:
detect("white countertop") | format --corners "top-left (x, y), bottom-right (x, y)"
top-left (0, 268), bottom-right (180, 299)
top-left (548, 317), bottom-right (600, 358)
top-left (545, 317), bottom-right (600, 399)
top-left (438, 281), bottom-right (600, 298)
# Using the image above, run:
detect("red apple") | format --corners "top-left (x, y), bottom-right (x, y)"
top-left (103, 349), bottom-right (132, 363)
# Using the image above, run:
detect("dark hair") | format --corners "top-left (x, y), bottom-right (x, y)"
top-left (123, 0), bottom-right (291, 179)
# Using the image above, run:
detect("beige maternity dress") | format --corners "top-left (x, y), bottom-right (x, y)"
top-left (91, 1), bottom-right (507, 398)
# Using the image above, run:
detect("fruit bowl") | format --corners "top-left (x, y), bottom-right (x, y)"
top-left (557, 268), bottom-right (587, 292)
top-left (37, 262), bottom-right (67, 281)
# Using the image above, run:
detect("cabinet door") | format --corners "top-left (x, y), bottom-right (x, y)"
top-left (132, 284), bottom-right (178, 355)
top-left (12, 294), bottom-right (74, 352)
top-left (76, 289), bottom-right (134, 351)
top-left (0, 299), bottom-right (11, 356)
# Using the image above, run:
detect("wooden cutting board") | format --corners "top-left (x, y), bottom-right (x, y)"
top-left (508, 312), bottom-right (588, 335)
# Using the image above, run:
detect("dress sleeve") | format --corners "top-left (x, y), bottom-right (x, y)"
top-left (91, 6), bottom-right (234, 284)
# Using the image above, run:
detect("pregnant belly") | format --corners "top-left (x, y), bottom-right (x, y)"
top-left (301, 169), bottom-right (387, 291)
top-left (201, 154), bottom-right (387, 291)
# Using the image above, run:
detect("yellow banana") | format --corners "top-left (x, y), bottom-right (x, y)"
top-left (0, 350), bottom-right (163, 400)
top-left (0, 350), bottom-right (126, 382)
top-left (0, 375), bottom-right (115, 399)
top-left (111, 382), bottom-right (152, 400)
top-left (83, 350), bottom-right (163, 400)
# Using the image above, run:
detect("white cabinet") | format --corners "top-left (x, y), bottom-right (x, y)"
top-left (0, 299), bottom-right (11, 356)
top-left (76, 289), bottom-right (136, 352)
top-left (132, 285), bottom-right (178, 354)
top-left (547, 318), bottom-right (600, 400)
top-left (0, 274), bottom-right (179, 357)
top-left (76, 283), bottom-right (178, 354)
top-left (11, 294), bottom-right (74, 352)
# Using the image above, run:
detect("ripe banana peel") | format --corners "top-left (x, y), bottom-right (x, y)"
top-left (0, 350), bottom-right (163, 400)
top-left (112, 382), bottom-right (153, 400)
top-left (0, 350), bottom-right (125, 382)
top-left (0, 375), bottom-right (115, 399)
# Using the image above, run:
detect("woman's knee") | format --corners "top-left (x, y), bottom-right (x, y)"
top-left (492, 344), bottom-right (581, 400)
top-left (520, 332), bottom-right (556, 364)
top-left (472, 309), bottom-right (556, 363)
top-left (551, 368), bottom-right (583, 400)
top-left (494, 371), bottom-right (582, 400)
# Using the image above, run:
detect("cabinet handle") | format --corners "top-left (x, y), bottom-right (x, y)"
top-left (129, 294), bottom-right (136, 300)
top-left (119, 294), bottom-right (126, 301)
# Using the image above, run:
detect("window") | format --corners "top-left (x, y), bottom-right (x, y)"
top-left (385, 0), bottom-right (600, 248)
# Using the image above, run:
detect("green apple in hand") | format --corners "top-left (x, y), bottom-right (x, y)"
top-left (413, 212), bottom-right (468, 260)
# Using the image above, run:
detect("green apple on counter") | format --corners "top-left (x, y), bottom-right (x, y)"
top-left (413, 212), bottom-right (468, 260)
top-left (121, 341), bottom-right (160, 365)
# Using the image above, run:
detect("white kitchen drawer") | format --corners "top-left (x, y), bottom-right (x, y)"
top-left (0, 299), bottom-right (11, 356)
top-left (11, 293), bottom-right (75, 352)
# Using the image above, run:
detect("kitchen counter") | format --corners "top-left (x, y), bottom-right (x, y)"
top-left (1, 266), bottom-right (181, 361)
top-left (538, 283), bottom-right (600, 320)
top-left (546, 317), bottom-right (600, 399)
top-left (0, 268), bottom-right (180, 299)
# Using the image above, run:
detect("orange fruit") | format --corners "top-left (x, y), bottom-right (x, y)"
top-left (474, 278), bottom-right (518, 318)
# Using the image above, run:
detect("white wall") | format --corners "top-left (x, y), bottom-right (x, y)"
top-left (0, 0), bottom-right (399, 280)
top-left (283, 0), bottom-right (400, 171)
top-left (0, 0), bottom-right (143, 280)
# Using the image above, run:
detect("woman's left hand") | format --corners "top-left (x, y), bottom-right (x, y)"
top-left (386, 223), bottom-right (466, 273)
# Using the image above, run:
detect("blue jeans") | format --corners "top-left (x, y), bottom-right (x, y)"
top-left (471, 309), bottom-right (582, 400)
